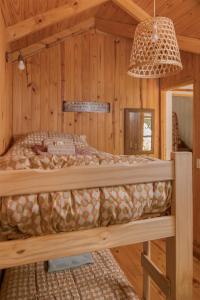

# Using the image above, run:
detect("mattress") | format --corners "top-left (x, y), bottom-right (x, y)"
top-left (0, 132), bottom-right (172, 240)
top-left (0, 250), bottom-right (139, 300)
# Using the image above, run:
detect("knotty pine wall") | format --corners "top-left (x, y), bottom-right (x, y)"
top-left (12, 31), bottom-right (160, 156)
top-left (0, 10), bottom-right (12, 155)
top-left (161, 51), bottom-right (200, 258)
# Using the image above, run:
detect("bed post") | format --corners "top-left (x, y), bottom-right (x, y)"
top-left (143, 241), bottom-right (151, 300)
top-left (166, 152), bottom-right (193, 300)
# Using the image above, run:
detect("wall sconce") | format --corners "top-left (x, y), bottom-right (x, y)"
top-left (18, 53), bottom-right (26, 71)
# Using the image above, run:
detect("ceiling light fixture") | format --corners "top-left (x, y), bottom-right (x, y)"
top-left (18, 52), bottom-right (26, 71)
top-left (128, 0), bottom-right (183, 78)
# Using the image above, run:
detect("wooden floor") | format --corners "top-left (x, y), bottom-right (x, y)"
top-left (111, 240), bottom-right (200, 300)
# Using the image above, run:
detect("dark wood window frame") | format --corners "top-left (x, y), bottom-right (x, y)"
top-left (124, 108), bottom-right (155, 155)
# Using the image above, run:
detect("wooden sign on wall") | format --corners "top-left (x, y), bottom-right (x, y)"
top-left (63, 101), bottom-right (110, 113)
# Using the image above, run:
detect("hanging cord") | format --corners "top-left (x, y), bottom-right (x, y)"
top-left (153, 0), bottom-right (156, 18)
top-left (152, 0), bottom-right (161, 65)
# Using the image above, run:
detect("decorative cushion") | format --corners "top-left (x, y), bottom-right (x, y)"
top-left (48, 253), bottom-right (93, 272)
top-left (43, 137), bottom-right (75, 156)
top-left (47, 144), bottom-right (75, 155)
top-left (73, 135), bottom-right (90, 155)
top-left (43, 137), bottom-right (73, 147)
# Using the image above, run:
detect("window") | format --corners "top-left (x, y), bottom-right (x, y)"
top-left (124, 109), bottom-right (154, 155)
top-left (143, 112), bottom-right (153, 151)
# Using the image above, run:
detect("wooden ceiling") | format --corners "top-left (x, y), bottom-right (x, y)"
top-left (1, 0), bottom-right (199, 58)
top-left (1, 1), bottom-right (70, 26)
top-left (0, 0), bottom-right (136, 27)
top-left (1, 0), bottom-right (199, 37)
top-left (133, 0), bottom-right (200, 39)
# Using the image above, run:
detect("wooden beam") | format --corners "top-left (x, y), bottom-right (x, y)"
top-left (141, 254), bottom-right (170, 297)
top-left (177, 35), bottom-right (200, 55)
top-left (0, 216), bottom-right (175, 268)
top-left (112, 0), bottom-right (200, 54)
top-left (173, 89), bottom-right (193, 92)
top-left (0, 161), bottom-right (173, 197)
top-left (7, 18), bottom-right (95, 62)
top-left (95, 18), bottom-right (136, 39)
top-left (143, 242), bottom-right (151, 300)
top-left (166, 152), bottom-right (193, 300)
top-left (8, 18), bottom-right (135, 62)
top-left (6, 0), bottom-right (108, 42)
top-left (112, 0), bottom-right (149, 22)
top-left (7, 20), bottom-right (200, 62)
top-left (172, 92), bottom-right (193, 98)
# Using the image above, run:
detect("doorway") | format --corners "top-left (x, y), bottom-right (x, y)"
top-left (161, 83), bottom-right (193, 160)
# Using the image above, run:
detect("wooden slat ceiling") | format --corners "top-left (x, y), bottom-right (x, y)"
top-left (0, 0), bottom-right (136, 26)
top-left (133, 0), bottom-right (200, 39)
top-left (3, 1), bottom-right (137, 51)
top-left (0, 0), bottom-right (71, 26)
top-left (0, 0), bottom-right (199, 51)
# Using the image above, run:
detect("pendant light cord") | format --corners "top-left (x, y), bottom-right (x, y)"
top-left (154, 0), bottom-right (156, 18)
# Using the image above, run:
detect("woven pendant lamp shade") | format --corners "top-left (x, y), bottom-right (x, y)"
top-left (128, 17), bottom-right (183, 79)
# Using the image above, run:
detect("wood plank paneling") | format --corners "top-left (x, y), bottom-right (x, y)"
top-left (12, 31), bottom-right (160, 155)
top-left (0, 10), bottom-right (12, 155)
top-left (13, 45), bottom-right (61, 134)
top-left (161, 51), bottom-right (200, 259)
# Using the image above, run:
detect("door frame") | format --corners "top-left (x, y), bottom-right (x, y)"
top-left (160, 80), bottom-right (194, 160)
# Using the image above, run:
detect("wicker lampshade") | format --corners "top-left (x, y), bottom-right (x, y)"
top-left (128, 17), bottom-right (183, 79)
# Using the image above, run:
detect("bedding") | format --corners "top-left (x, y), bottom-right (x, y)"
top-left (0, 249), bottom-right (139, 300)
top-left (0, 132), bottom-right (172, 241)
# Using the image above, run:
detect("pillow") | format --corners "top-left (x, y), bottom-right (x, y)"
top-left (17, 132), bottom-right (89, 155)
top-left (47, 144), bottom-right (75, 155)
top-left (48, 253), bottom-right (93, 272)
top-left (43, 137), bottom-right (75, 155)
top-left (73, 135), bottom-right (89, 153)
top-left (20, 132), bottom-right (48, 146)
top-left (73, 134), bottom-right (88, 146)
top-left (43, 137), bottom-right (73, 147)
top-left (48, 132), bottom-right (73, 139)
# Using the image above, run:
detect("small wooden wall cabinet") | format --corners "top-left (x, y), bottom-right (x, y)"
top-left (0, 152), bottom-right (193, 300)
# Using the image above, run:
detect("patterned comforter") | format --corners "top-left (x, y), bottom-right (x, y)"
top-left (0, 132), bottom-right (172, 240)
top-left (0, 250), bottom-right (139, 300)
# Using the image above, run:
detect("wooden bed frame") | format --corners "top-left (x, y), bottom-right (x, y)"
top-left (0, 152), bottom-right (193, 300)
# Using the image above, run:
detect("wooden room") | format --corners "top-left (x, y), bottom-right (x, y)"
top-left (0, 0), bottom-right (199, 299)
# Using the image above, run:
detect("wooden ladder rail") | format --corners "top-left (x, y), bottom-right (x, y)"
top-left (142, 152), bottom-right (193, 300)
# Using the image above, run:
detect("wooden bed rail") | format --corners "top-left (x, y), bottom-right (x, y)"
top-left (0, 160), bottom-right (173, 197)
top-left (0, 152), bottom-right (193, 300)
top-left (0, 216), bottom-right (175, 269)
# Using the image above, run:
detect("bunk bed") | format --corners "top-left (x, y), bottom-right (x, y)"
top-left (0, 132), bottom-right (193, 300)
